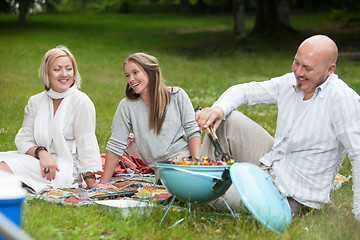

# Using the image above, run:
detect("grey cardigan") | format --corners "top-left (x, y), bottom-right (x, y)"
top-left (106, 87), bottom-right (200, 165)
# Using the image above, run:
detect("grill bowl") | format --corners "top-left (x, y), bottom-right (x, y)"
top-left (157, 163), bottom-right (231, 203)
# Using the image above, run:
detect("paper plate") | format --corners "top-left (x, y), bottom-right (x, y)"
top-left (95, 199), bottom-right (154, 217)
top-left (230, 162), bottom-right (292, 234)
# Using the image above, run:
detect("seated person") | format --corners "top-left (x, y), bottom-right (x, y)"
top-left (196, 35), bottom-right (360, 221)
top-left (0, 45), bottom-right (102, 193)
top-left (95, 53), bottom-right (201, 189)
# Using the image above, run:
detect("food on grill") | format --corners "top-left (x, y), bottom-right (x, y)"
top-left (169, 155), bottom-right (233, 166)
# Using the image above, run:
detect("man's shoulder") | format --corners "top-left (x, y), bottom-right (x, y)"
top-left (328, 74), bottom-right (359, 97)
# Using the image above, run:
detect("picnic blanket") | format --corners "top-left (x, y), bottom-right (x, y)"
top-left (332, 173), bottom-right (352, 190)
top-left (25, 174), bottom-right (171, 206)
top-left (26, 172), bottom-right (351, 206)
top-left (24, 133), bottom-right (352, 206)
top-left (25, 134), bottom-right (163, 205)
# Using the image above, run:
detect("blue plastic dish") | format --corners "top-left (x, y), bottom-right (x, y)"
top-left (230, 162), bottom-right (292, 233)
top-left (157, 163), bottom-right (231, 203)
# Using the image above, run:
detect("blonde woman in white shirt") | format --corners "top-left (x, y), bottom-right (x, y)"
top-left (0, 45), bottom-right (102, 193)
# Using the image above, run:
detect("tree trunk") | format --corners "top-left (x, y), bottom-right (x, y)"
top-left (277, 0), bottom-right (290, 27)
top-left (180, 0), bottom-right (191, 14)
top-left (18, 0), bottom-right (27, 23)
top-left (233, 0), bottom-right (246, 43)
top-left (252, 0), bottom-right (293, 37)
top-left (82, 0), bottom-right (87, 10)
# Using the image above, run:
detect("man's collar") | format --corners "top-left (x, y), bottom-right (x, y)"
top-left (316, 73), bottom-right (334, 98)
top-left (292, 73), bottom-right (335, 98)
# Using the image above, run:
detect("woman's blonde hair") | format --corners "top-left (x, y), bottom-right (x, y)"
top-left (124, 53), bottom-right (171, 135)
top-left (38, 45), bottom-right (81, 90)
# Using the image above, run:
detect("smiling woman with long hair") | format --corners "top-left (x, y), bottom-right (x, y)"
top-left (124, 53), bottom-right (171, 135)
top-left (95, 53), bottom-right (201, 188)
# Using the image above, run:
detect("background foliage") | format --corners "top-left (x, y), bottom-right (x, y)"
top-left (0, 4), bottom-right (360, 240)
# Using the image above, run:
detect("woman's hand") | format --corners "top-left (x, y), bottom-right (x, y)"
top-left (38, 150), bottom-right (60, 181)
top-left (91, 183), bottom-right (118, 190)
top-left (82, 172), bottom-right (118, 190)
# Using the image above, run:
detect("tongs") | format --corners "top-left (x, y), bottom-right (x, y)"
top-left (195, 106), bottom-right (232, 163)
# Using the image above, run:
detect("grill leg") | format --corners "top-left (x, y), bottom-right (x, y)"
top-left (220, 196), bottom-right (237, 219)
top-left (159, 195), bottom-right (176, 226)
top-left (168, 202), bottom-right (192, 229)
top-left (160, 197), bottom-right (237, 228)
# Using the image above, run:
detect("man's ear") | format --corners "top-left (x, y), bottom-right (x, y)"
top-left (328, 63), bottom-right (336, 74)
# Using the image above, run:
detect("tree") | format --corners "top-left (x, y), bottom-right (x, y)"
top-left (252, 0), bottom-right (293, 37)
top-left (16, 0), bottom-right (35, 23)
top-left (0, 0), bottom-right (11, 13)
top-left (179, 0), bottom-right (190, 14)
top-left (233, 0), bottom-right (246, 43)
top-left (82, 0), bottom-right (87, 10)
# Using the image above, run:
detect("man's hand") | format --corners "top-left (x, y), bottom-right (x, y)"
top-left (195, 106), bottom-right (224, 132)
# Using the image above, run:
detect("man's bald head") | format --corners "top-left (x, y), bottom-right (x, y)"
top-left (298, 35), bottom-right (338, 66)
top-left (292, 35), bottom-right (338, 99)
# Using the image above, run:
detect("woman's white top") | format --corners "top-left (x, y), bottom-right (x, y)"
top-left (0, 88), bottom-right (102, 193)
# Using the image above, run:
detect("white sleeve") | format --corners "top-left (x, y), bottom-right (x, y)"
top-left (15, 96), bottom-right (38, 154)
top-left (212, 74), bottom-right (289, 118)
top-left (73, 94), bottom-right (102, 173)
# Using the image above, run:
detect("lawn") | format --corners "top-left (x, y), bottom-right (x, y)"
top-left (0, 11), bottom-right (360, 239)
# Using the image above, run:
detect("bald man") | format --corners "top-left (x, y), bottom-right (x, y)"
top-left (196, 35), bottom-right (360, 221)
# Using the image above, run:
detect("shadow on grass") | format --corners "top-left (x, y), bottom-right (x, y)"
top-left (1, 13), bottom-right (359, 61)
top-left (160, 28), bottom-right (360, 60)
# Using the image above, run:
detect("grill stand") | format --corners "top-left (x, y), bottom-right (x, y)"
top-left (159, 195), bottom-right (237, 228)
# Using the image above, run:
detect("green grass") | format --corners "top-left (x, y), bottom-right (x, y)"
top-left (1, 12), bottom-right (360, 239)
